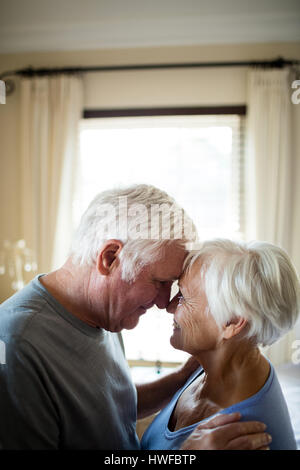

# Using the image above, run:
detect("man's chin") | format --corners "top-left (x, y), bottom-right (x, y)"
top-left (122, 312), bottom-right (143, 330)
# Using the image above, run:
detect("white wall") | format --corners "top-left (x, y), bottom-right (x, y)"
top-left (84, 66), bottom-right (246, 108)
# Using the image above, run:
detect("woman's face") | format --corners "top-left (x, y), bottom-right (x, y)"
top-left (167, 261), bottom-right (221, 354)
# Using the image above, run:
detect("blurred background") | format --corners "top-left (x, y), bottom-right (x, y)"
top-left (0, 0), bottom-right (300, 440)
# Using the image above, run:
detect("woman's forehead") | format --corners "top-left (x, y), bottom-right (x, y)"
top-left (180, 260), bottom-right (204, 290)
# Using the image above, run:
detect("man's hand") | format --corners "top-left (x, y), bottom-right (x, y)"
top-left (180, 412), bottom-right (272, 450)
top-left (136, 356), bottom-right (200, 419)
top-left (176, 356), bottom-right (200, 381)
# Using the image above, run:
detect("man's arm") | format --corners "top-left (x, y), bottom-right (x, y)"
top-left (135, 356), bottom-right (199, 419)
top-left (180, 412), bottom-right (272, 450)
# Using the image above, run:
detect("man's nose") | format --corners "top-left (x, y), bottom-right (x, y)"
top-left (154, 282), bottom-right (173, 310)
top-left (166, 292), bottom-right (180, 313)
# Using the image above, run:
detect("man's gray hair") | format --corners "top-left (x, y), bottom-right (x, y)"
top-left (70, 184), bottom-right (197, 282)
top-left (185, 239), bottom-right (300, 346)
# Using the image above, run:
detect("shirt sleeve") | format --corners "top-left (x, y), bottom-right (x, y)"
top-left (0, 336), bottom-right (60, 449)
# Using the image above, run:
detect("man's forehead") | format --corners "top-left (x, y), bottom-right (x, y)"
top-left (152, 246), bottom-right (187, 279)
top-left (151, 261), bottom-right (182, 279)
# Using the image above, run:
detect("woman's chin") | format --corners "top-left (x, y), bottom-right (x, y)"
top-left (170, 331), bottom-right (183, 351)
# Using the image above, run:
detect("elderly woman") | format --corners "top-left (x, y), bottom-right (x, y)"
top-left (141, 239), bottom-right (300, 450)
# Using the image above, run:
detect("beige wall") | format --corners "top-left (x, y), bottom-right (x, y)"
top-left (0, 42), bottom-right (300, 301)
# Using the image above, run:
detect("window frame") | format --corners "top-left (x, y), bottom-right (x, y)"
top-left (80, 105), bottom-right (247, 370)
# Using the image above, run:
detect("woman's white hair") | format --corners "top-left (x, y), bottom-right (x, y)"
top-left (70, 184), bottom-right (197, 282)
top-left (185, 239), bottom-right (300, 347)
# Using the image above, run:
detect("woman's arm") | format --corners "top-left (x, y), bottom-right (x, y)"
top-left (135, 356), bottom-right (199, 419)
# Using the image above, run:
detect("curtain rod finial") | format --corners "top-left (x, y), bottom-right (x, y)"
top-left (3, 79), bottom-right (15, 97)
top-left (272, 57), bottom-right (287, 68)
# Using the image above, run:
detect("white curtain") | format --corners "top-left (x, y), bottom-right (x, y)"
top-left (19, 75), bottom-right (83, 273)
top-left (246, 69), bottom-right (297, 365)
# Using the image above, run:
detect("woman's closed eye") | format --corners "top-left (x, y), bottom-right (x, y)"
top-left (177, 290), bottom-right (184, 304)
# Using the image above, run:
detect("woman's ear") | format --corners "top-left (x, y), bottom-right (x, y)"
top-left (222, 317), bottom-right (248, 340)
top-left (96, 240), bottom-right (123, 276)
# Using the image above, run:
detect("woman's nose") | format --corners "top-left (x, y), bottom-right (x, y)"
top-left (166, 292), bottom-right (180, 313)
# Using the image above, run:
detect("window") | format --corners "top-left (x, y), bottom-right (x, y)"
top-left (74, 113), bottom-right (245, 367)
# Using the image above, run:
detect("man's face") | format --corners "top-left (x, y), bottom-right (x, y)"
top-left (105, 243), bottom-right (187, 332)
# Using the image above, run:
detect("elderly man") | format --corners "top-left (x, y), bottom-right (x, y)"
top-left (0, 185), bottom-right (268, 449)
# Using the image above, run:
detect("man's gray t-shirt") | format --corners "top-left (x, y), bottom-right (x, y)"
top-left (0, 275), bottom-right (140, 449)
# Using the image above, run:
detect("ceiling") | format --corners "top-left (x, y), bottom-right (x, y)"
top-left (0, 0), bottom-right (300, 54)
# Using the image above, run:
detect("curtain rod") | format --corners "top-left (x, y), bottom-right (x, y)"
top-left (1, 56), bottom-right (300, 81)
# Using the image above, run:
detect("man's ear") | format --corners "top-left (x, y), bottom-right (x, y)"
top-left (96, 240), bottom-right (123, 276)
top-left (222, 317), bottom-right (248, 340)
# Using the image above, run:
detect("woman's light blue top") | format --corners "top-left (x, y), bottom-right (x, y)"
top-left (141, 363), bottom-right (297, 450)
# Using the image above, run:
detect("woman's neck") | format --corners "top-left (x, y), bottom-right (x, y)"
top-left (193, 340), bottom-right (270, 407)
